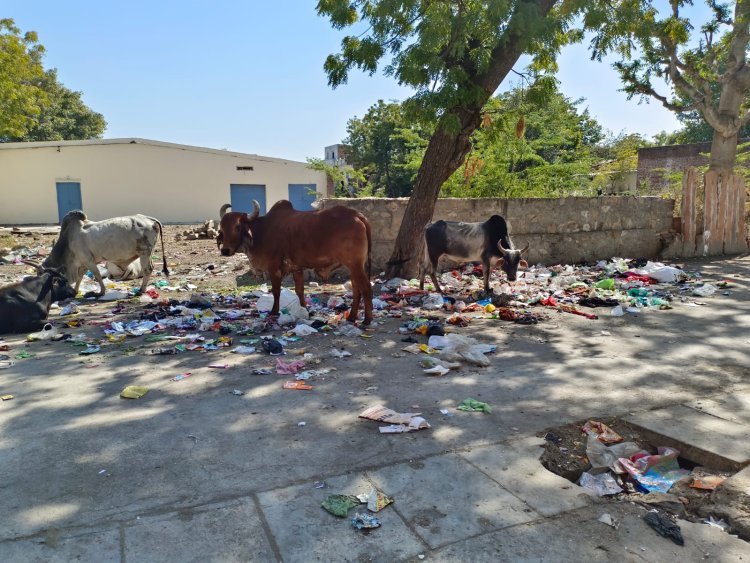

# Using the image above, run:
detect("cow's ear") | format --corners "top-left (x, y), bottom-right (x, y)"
top-left (497, 257), bottom-right (506, 268)
top-left (519, 259), bottom-right (528, 269)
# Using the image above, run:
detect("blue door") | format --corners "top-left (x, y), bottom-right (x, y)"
top-left (288, 184), bottom-right (317, 211)
top-left (230, 184), bottom-right (267, 215)
top-left (56, 182), bottom-right (83, 222)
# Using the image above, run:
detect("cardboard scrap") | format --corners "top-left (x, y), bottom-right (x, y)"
top-left (690, 475), bottom-right (727, 490)
top-left (1, 394), bottom-right (14, 401)
top-left (283, 381), bottom-right (312, 390)
top-left (582, 420), bottom-right (623, 444)
top-left (356, 487), bottom-right (394, 512)
top-left (359, 405), bottom-right (422, 425)
top-left (359, 405), bottom-right (431, 433)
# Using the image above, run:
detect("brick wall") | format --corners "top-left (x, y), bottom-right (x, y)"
top-left (637, 143), bottom-right (711, 194)
top-left (318, 197), bottom-right (676, 271)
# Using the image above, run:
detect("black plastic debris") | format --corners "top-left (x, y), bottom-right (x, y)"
top-left (644, 511), bottom-right (684, 546)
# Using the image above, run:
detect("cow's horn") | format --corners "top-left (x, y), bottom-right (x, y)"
top-left (248, 200), bottom-right (260, 221)
top-left (219, 203), bottom-right (232, 218)
top-left (520, 242), bottom-right (530, 255)
top-left (21, 260), bottom-right (44, 273)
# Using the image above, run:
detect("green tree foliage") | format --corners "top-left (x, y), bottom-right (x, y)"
top-left (13, 69), bottom-right (106, 142)
top-left (0, 18), bottom-right (46, 139)
top-left (586, 0), bottom-right (750, 174)
top-left (307, 157), bottom-right (371, 197)
top-left (0, 19), bottom-right (105, 142)
top-left (317, 0), bottom-right (586, 277)
top-left (442, 80), bottom-right (604, 197)
top-left (344, 100), bottom-right (430, 196)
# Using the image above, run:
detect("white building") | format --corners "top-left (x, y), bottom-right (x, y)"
top-left (0, 138), bottom-right (328, 224)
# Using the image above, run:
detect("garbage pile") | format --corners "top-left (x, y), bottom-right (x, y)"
top-left (175, 220), bottom-right (218, 241)
top-left (388, 256), bottom-right (727, 322)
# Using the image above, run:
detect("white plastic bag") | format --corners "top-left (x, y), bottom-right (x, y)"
top-left (693, 284), bottom-right (716, 297)
top-left (422, 293), bottom-right (444, 310)
top-left (291, 324), bottom-right (318, 336)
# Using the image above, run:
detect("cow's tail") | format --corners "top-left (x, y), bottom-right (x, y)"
top-left (153, 218), bottom-right (169, 277)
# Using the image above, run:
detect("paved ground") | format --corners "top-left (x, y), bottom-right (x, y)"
top-left (0, 254), bottom-right (749, 562)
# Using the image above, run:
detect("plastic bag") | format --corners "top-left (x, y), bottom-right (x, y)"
top-left (422, 293), bottom-right (444, 310)
top-left (693, 284), bottom-right (716, 297)
top-left (27, 323), bottom-right (59, 341)
top-left (291, 324), bottom-right (317, 336)
top-left (338, 323), bottom-right (363, 337)
top-left (439, 334), bottom-right (491, 367)
top-left (579, 471), bottom-right (622, 496)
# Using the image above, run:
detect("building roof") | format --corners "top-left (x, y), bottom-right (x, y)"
top-left (0, 137), bottom-right (306, 166)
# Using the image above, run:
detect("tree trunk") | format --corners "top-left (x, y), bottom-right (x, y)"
top-left (384, 109), bottom-right (481, 278)
top-left (708, 75), bottom-right (745, 173)
top-left (384, 0), bottom-right (557, 279)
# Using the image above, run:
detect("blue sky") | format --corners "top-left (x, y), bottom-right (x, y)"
top-left (7, 1), bottom-right (692, 162)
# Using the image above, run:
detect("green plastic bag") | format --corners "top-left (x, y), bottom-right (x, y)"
top-left (456, 398), bottom-right (492, 413)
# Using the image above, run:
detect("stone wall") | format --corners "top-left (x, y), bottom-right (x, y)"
top-left (318, 197), bottom-right (676, 271)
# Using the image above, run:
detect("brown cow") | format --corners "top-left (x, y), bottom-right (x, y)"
top-left (217, 200), bottom-right (373, 325)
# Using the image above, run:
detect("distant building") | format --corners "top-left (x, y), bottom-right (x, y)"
top-left (637, 139), bottom-right (750, 194)
top-left (0, 138), bottom-right (326, 224)
top-left (324, 144), bottom-right (348, 166)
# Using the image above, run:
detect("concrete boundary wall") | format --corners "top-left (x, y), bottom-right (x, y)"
top-left (318, 196), bottom-right (676, 270)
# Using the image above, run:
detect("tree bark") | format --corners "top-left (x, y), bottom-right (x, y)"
top-left (384, 0), bottom-right (557, 279)
top-left (708, 82), bottom-right (744, 173)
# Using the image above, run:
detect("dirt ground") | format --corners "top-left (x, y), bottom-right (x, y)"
top-left (1, 223), bottom-right (749, 557)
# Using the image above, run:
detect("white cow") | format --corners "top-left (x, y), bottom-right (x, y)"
top-left (40, 211), bottom-right (169, 296)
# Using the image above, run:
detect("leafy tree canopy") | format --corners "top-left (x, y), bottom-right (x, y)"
top-left (585, 0), bottom-right (750, 172)
top-left (344, 100), bottom-right (430, 196)
top-left (0, 18), bottom-right (106, 142)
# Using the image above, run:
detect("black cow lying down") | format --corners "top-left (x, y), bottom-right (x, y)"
top-left (419, 215), bottom-right (529, 294)
top-left (0, 268), bottom-right (77, 334)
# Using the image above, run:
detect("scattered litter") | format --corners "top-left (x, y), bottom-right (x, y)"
top-left (351, 512), bottom-right (381, 529)
top-left (692, 284), bottom-right (716, 297)
top-left (79, 345), bottom-right (101, 355)
top-left (338, 323), bottom-right (363, 337)
top-left (690, 474), bottom-right (727, 490)
top-left (170, 372), bottom-right (192, 381)
top-left (276, 358), bottom-right (305, 374)
top-left (208, 364), bottom-right (229, 369)
top-left (330, 348), bottom-right (352, 358)
top-left (439, 408), bottom-right (453, 416)
top-left (297, 421), bottom-right (306, 427)
top-left (251, 368), bottom-right (273, 375)
top-left (120, 385), bottom-right (149, 399)
top-left (1, 394), bottom-right (14, 401)
top-left (230, 389), bottom-right (245, 396)
top-left (643, 511), bottom-right (684, 546)
top-left (261, 338), bottom-right (284, 355)
top-left (291, 324), bottom-right (318, 336)
top-left (313, 481), bottom-right (327, 489)
top-left (423, 364), bottom-right (450, 376)
top-left (356, 488), bottom-right (394, 512)
top-left (26, 323), bottom-right (59, 341)
top-left (579, 471), bottom-right (622, 496)
top-left (440, 334), bottom-right (492, 366)
top-left (15, 351), bottom-right (35, 359)
top-left (283, 381), bottom-right (312, 390)
top-left (359, 405), bottom-right (430, 432)
top-left (322, 494), bottom-right (360, 517)
top-left (619, 447), bottom-right (690, 493)
top-left (582, 420), bottom-right (623, 444)
top-left (232, 346), bottom-right (257, 354)
top-left (598, 513), bottom-right (619, 529)
top-left (456, 398), bottom-right (492, 413)
top-left (703, 516), bottom-right (729, 531)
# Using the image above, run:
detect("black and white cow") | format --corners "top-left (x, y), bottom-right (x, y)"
top-left (0, 268), bottom-right (77, 334)
top-left (419, 215), bottom-right (529, 294)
